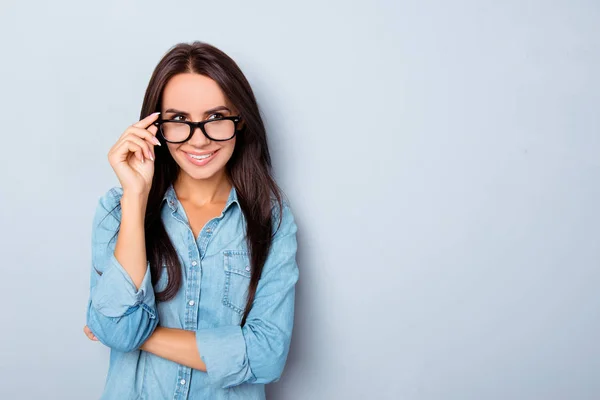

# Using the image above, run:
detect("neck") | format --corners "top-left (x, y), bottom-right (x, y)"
top-left (173, 169), bottom-right (232, 207)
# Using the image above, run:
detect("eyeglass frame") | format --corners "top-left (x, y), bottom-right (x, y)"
top-left (152, 115), bottom-right (243, 143)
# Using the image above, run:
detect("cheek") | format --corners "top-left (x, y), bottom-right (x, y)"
top-left (219, 140), bottom-right (236, 161)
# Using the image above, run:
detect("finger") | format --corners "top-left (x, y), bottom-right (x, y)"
top-left (148, 124), bottom-right (159, 137)
top-left (114, 139), bottom-right (147, 163)
top-left (110, 139), bottom-right (145, 164)
top-left (124, 126), bottom-right (161, 146)
top-left (122, 136), bottom-right (155, 162)
top-left (133, 111), bottom-right (161, 129)
top-left (83, 326), bottom-right (98, 341)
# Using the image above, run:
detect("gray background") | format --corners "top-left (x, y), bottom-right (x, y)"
top-left (0, 0), bottom-right (598, 399)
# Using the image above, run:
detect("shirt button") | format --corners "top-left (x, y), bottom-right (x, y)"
top-left (206, 228), bottom-right (212, 233)
top-left (188, 300), bottom-right (195, 306)
top-left (245, 265), bottom-right (251, 271)
top-left (180, 379), bottom-right (186, 385)
top-left (191, 261), bottom-right (197, 266)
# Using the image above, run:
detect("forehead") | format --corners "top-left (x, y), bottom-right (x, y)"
top-left (162, 73), bottom-right (228, 110)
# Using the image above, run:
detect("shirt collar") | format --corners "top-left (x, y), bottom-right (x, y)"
top-left (162, 182), bottom-right (240, 213)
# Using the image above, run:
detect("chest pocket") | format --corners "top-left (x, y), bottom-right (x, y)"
top-left (223, 250), bottom-right (251, 315)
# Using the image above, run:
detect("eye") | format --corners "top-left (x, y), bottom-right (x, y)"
top-left (208, 112), bottom-right (225, 120)
top-left (171, 114), bottom-right (186, 121)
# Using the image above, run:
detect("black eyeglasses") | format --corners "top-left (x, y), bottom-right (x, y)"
top-left (153, 116), bottom-right (242, 143)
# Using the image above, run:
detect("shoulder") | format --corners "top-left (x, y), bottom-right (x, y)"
top-left (97, 186), bottom-right (123, 210)
top-left (270, 196), bottom-right (297, 239)
top-left (93, 186), bottom-right (124, 225)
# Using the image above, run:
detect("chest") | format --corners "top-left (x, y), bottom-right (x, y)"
top-left (157, 202), bottom-right (251, 328)
top-left (179, 200), bottom-right (227, 240)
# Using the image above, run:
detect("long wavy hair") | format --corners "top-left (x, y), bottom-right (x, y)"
top-left (136, 41), bottom-right (283, 326)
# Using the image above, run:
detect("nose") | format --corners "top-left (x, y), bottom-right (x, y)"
top-left (188, 125), bottom-right (211, 146)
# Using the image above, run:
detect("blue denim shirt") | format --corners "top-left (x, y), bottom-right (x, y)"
top-left (85, 183), bottom-right (299, 400)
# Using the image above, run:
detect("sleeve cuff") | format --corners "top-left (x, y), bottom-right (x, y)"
top-left (196, 325), bottom-right (255, 388)
top-left (91, 253), bottom-right (156, 319)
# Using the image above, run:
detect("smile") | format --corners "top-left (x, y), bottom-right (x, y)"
top-left (183, 149), bottom-right (219, 166)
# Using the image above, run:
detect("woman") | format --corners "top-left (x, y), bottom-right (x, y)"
top-left (83, 41), bottom-right (299, 400)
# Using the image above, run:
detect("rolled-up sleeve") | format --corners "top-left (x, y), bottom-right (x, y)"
top-left (85, 187), bottom-right (158, 353)
top-left (195, 203), bottom-right (299, 388)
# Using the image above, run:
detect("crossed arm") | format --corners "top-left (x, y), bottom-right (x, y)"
top-left (84, 324), bottom-right (207, 371)
top-left (85, 189), bottom-right (207, 371)
top-left (85, 190), bottom-right (298, 387)
top-left (85, 247), bottom-right (297, 387)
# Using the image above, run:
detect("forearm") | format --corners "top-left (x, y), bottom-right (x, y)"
top-left (86, 187), bottom-right (158, 351)
top-left (115, 192), bottom-right (149, 289)
top-left (87, 300), bottom-right (158, 352)
top-left (141, 326), bottom-right (207, 372)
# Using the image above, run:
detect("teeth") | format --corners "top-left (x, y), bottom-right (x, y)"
top-left (189, 152), bottom-right (214, 160)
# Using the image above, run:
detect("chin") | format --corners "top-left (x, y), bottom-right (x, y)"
top-left (182, 167), bottom-right (224, 181)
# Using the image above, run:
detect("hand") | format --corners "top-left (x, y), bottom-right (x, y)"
top-left (83, 325), bottom-right (99, 341)
top-left (108, 112), bottom-right (162, 196)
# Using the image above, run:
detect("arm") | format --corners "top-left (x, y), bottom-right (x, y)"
top-left (141, 326), bottom-right (207, 371)
top-left (140, 204), bottom-right (299, 388)
top-left (85, 188), bottom-right (159, 353)
top-left (114, 191), bottom-right (150, 289)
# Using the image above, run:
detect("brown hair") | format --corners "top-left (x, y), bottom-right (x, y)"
top-left (138, 41), bottom-right (283, 326)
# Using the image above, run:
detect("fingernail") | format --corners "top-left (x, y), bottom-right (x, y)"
top-left (154, 138), bottom-right (161, 146)
top-left (151, 111), bottom-right (160, 116)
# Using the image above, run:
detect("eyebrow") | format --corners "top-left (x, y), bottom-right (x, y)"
top-left (163, 106), bottom-right (231, 116)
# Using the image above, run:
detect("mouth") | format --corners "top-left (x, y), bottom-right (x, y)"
top-left (183, 149), bottom-right (220, 167)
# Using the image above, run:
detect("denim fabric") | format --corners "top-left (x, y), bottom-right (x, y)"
top-left (85, 183), bottom-right (299, 399)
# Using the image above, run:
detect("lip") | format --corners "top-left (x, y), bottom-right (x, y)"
top-left (183, 149), bottom-right (219, 167)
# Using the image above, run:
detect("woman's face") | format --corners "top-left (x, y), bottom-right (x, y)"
top-left (160, 73), bottom-right (238, 181)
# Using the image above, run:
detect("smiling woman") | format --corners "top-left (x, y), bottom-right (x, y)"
top-left (83, 41), bottom-right (299, 400)
top-left (157, 73), bottom-right (241, 178)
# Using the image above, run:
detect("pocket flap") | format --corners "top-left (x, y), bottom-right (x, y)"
top-left (224, 250), bottom-right (251, 278)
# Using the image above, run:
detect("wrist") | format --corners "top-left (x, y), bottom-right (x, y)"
top-left (121, 191), bottom-right (149, 211)
top-left (121, 188), bottom-right (149, 201)
top-left (141, 326), bottom-right (160, 351)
